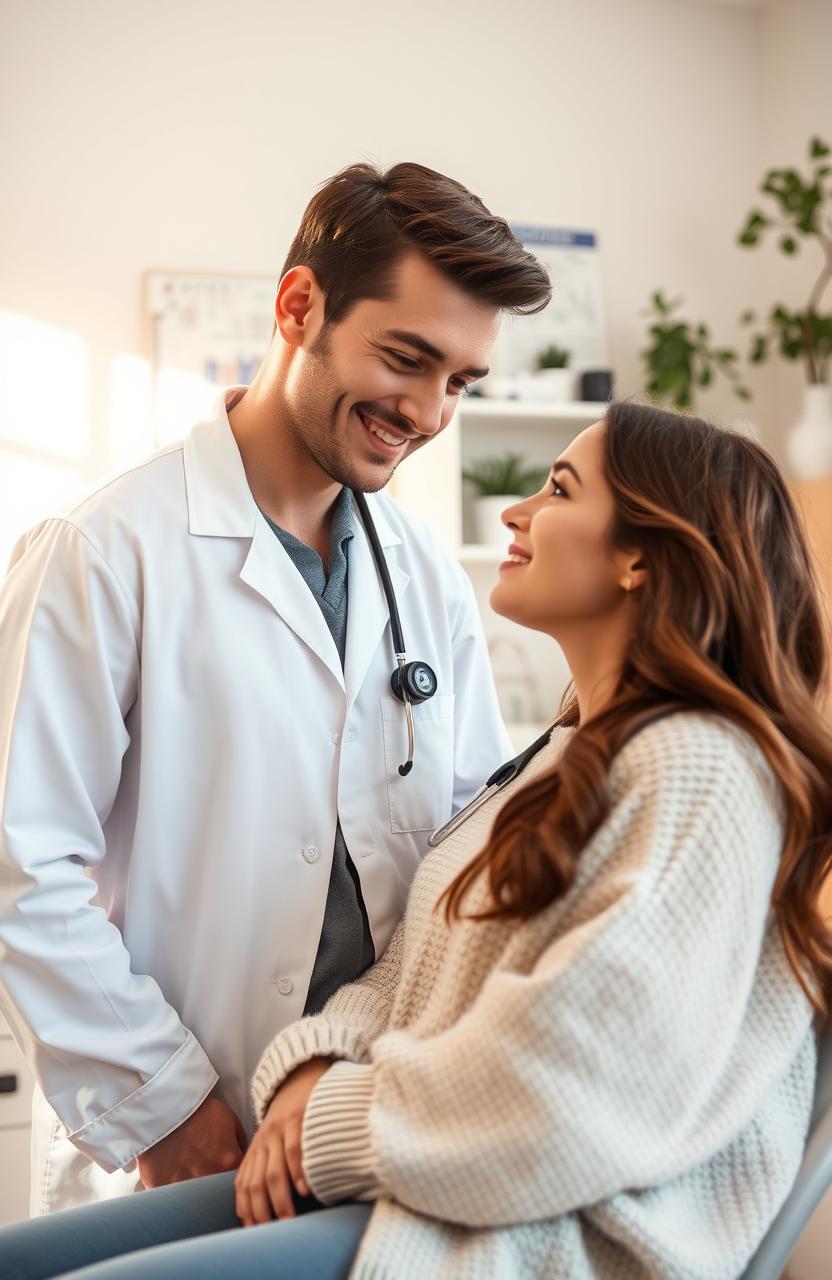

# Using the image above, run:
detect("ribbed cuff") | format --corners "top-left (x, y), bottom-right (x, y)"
top-left (301, 1060), bottom-right (383, 1204)
top-left (250, 1017), bottom-right (371, 1126)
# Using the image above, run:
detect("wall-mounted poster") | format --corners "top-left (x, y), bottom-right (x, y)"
top-left (144, 271), bottom-right (275, 445)
top-left (490, 226), bottom-right (609, 379)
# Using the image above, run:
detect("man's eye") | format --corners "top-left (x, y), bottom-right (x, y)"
top-left (387, 350), bottom-right (420, 370)
top-left (450, 379), bottom-right (472, 396)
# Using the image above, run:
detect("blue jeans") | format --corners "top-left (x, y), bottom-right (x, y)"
top-left (0, 1171), bottom-right (372, 1279)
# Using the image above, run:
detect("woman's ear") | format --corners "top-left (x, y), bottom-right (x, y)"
top-left (618, 552), bottom-right (647, 594)
top-left (273, 267), bottom-right (323, 348)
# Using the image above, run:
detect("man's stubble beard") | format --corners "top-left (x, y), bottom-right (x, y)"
top-left (288, 332), bottom-right (399, 495)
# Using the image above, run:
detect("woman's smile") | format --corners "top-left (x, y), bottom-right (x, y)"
top-left (500, 541), bottom-right (532, 571)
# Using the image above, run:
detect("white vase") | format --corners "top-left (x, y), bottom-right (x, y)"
top-left (529, 368), bottom-right (574, 403)
top-left (786, 384), bottom-right (832, 480)
top-left (473, 495), bottom-right (522, 548)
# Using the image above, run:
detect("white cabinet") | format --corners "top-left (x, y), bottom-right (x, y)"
top-left (0, 1014), bottom-right (32, 1225)
top-left (392, 398), bottom-right (607, 737)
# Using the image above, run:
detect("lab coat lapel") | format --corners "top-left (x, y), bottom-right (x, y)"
top-left (240, 519), bottom-right (344, 690)
top-left (184, 389), bottom-right (344, 690)
top-left (344, 493), bottom-right (409, 712)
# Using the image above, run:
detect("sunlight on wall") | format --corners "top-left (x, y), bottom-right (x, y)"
top-left (109, 352), bottom-right (154, 470)
top-left (0, 312), bottom-right (89, 458)
top-left (154, 365), bottom-right (219, 446)
top-left (0, 312), bottom-right (92, 569)
top-left (0, 451), bottom-right (89, 572)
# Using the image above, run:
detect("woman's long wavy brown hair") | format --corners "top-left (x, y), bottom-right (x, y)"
top-left (440, 400), bottom-right (832, 1020)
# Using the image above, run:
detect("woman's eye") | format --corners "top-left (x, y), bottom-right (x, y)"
top-left (550, 479), bottom-right (568, 498)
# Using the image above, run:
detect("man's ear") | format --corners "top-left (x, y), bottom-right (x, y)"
top-left (273, 267), bottom-right (323, 348)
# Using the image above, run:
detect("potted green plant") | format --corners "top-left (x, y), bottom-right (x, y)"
top-left (641, 291), bottom-right (750, 410)
top-left (532, 343), bottom-right (573, 403)
top-left (737, 136), bottom-right (832, 477)
top-left (462, 453), bottom-right (550, 546)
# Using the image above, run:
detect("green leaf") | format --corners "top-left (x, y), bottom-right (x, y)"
top-left (698, 367), bottom-right (713, 388)
top-left (738, 210), bottom-right (770, 246)
top-left (810, 137), bottom-right (831, 160)
top-left (463, 453), bottom-right (536, 496)
top-left (780, 236), bottom-right (798, 255)
top-left (535, 343), bottom-right (571, 370)
top-left (750, 335), bottom-right (768, 364)
top-left (740, 310), bottom-right (756, 325)
top-left (735, 387), bottom-right (752, 401)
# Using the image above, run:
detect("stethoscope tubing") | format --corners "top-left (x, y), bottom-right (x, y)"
top-left (428, 724), bottom-right (556, 847)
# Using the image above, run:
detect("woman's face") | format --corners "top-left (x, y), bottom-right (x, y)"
top-left (490, 419), bottom-right (637, 638)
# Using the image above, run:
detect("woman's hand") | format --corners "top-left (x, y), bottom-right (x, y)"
top-left (235, 1056), bottom-right (334, 1225)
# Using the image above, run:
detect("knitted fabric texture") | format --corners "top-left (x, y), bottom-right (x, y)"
top-left (251, 712), bottom-right (817, 1280)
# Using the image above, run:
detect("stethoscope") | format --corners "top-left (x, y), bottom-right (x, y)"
top-left (427, 723), bottom-right (556, 847)
top-left (352, 490), bottom-right (438, 777)
top-left (353, 489), bottom-right (556, 815)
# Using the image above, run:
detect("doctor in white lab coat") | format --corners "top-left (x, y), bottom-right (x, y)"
top-left (0, 160), bottom-right (551, 1214)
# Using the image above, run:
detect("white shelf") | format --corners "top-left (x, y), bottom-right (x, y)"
top-left (458, 398), bottom-right (607, 422)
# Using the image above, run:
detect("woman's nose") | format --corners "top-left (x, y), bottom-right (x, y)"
top-left (502, 498), bottom-right (530, 531)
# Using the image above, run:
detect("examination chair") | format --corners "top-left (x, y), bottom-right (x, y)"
top-left (742, 1028), bottom-right (832, 1279)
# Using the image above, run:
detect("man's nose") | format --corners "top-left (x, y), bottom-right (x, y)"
top-left (396, 387), bottom-right (449, 439)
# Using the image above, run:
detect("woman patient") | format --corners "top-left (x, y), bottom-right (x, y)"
top-left (4, 399), bottom-right (831, 1280)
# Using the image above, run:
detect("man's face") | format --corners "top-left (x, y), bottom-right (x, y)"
top-left (282, 252), bottom-right (501, 493)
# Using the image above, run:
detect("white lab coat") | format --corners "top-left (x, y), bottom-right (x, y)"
top-left (0, 389), bottom-right (512, 1214)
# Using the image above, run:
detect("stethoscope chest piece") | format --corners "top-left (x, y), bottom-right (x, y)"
top-left (391, 661), bottom-right (437, 704)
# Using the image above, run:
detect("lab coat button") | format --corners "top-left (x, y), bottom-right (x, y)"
top-left (332, 732), bottom-right (340, 745)
top-left (276, 977), bottom-right (293, 995)
top-left (302, 845), bottom-right (320, 864)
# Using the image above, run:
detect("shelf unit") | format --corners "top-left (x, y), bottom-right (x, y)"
top-left (392, 398), bottom-right (603, 730)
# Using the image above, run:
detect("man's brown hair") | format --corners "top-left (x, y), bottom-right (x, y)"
top-left (280, 161), bottom-right (552, 325)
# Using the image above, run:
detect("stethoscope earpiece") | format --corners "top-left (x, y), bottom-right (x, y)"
top-left (352, 491), bottom-right (437, 779)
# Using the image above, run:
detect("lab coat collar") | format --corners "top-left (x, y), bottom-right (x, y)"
top-left (183, 387), bottom-right (408, 700)
top-left (183, 388), bottom-right (259, 538)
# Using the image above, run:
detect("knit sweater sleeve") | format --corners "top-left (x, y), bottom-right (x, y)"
top-left (250, 917), bottom-right (405, 1123)
top-left (300, 714), bottom-right (796, 1225)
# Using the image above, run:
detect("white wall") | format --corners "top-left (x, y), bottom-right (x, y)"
top-left (759, 0), bottom-right (832, 444)
top-left (0, 0), bottom-right (787, 567)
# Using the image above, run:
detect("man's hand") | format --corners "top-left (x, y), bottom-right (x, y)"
top-left (235, 1056), bottom-right (334, 1226)
top-left (138, 1095), bottom-right (247, 1188)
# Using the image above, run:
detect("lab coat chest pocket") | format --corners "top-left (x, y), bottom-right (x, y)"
top-left (380, 694), bottom-right (455, 833)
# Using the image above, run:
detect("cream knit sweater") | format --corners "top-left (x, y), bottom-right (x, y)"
top-left (251, 712), bottom-right (817, 1280)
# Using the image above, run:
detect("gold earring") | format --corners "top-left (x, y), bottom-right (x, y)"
top-left (623, 576), bottom-right (633, 592)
